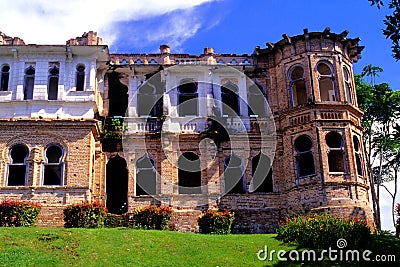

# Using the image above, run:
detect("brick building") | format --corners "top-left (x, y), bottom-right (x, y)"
top-left (0, 29), bottom-right (374, 232)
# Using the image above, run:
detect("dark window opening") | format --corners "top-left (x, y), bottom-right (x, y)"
top-left (7, 145), bottom-right (28, 186)
top-left (108, 72), bottom-right (128, 117)
top-left (178, 152), bottom-right (201, 194)
top-left (138, 83), bottom-right (163, 117)
top-left (248, 83), bottom-right (266, 117)
top-left (136, 155), bottom-right (156, 196)
top-left (48, 66), bottom-right (59, 100)
top-left (221, 82), bottom-right (240, 116)
top-left (224, 154), bottom-right (245, 194)
top-left (294, 135), bottom-right (316, 177)
top-left (43, 145), bottom-right (63, 186)
top-left (1, 65), bottom-right (10, 91)
top-left (178, 81), bottom-right (198, 116)
top-left (317, 62), bottom-right (336, 101)
top-left (106, 155), bottom-right (128, 214)
top-left (76, 65), bottom-right (85, 91)
top-left (353, 136), bottom-right (363, 176)
top-left (252, 153), bottom-right (273, 192)
top-left (24, 66), bottom-right (35, 100)
top-left (326, 131), bottom-right (345, 172)
top-left (343, 66), bottom-right (353, 103)
top-left (289, 66), bottom-right (307, 106)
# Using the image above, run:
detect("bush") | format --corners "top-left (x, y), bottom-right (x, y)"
top-left (104, 213), bottom-right (125, 228)
top-left (0, 200), bottom-right (41, 227)
top-left (198, 210), bottom-right (234, 234)
top-left (63, 202), bottom-right (107, 228)
top-left (127, 206), bottom-right (173, 230)
top-left (276, 214), bottom-right (371, 249)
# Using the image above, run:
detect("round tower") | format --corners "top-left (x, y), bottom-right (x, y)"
top-left (254, 27), bottom-right (374, 226)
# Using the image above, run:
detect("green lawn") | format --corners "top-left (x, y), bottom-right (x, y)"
top-left (0, 228), bottom-right (399, 267)
top-left (0, 228), bottom-right (296, 267)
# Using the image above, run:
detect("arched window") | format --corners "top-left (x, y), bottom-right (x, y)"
top-left (248, 83), bottom-right (266, 117)
top-left (137, 83), bottom-right (160, 117)
top-left (251, 153), bottom-right (273, 192)
top-left (224, 154), bottom-right (245, 194)
top-left (317, 62), bottom-right (336, 101)
top-left (178, 152), bottom-right (201, 194)
top-left (294, 135), bottom-right (315, 177)
top-left (343, 66), bottom-right (353, 104)
top-left (178, 80), bottom-right (198, 116)
top-left (353, 136), bottom-right (363, 176)
top-left (221, 82), bottom-right (240, 116)
top-left (149, 59), bottom-right (157, 64)
top-left (43, 145), bottom-right (63, 186)
top-left (76, 65), bottom-right (85, 91)
top-left (326, 132), bottom-right (345, 172)
top-left (1, 65), bottom-right (10, 91)
top-left (7, 145), bottom-right (28, 186)
top-left (135, 59), bottom-right (142, 65)
top-left (23, 66), bottom-right (35, 100)
top-left (289, 65), bottom-right (307, 106)
top-left (136, 155), bottom-right (156, 195)
top-left (48, 65), bottom-right (59, 100)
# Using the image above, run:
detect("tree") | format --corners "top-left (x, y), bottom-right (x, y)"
top-left (355, 72), bottom-right (400, 230)
top-left (368, 0), bottom-right (400, 61)
top-left (361, 64), bottom-right (384, 85)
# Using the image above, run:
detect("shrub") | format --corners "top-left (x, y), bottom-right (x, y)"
top-left (198, 210), bottom-right (234, 234)
top-left (0, 200), bottom-right (41, 227)
top-left (63, 202), bottom-right (107, 228)
top-left (104, 213), bottom-right (125, 228)
top-left (128, 206), bottom-right (173, 230)
top-left (276, 214), bottom-right (371, 249)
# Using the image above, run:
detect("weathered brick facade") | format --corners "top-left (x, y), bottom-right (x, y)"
top-left (0, 28), bottom-right (374, 232)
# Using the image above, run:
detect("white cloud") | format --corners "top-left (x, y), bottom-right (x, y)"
top-left (0, 0), bottom-right (216, 46)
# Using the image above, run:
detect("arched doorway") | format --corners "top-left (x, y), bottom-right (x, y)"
top-left (106, 155), bottom-right (128, 214)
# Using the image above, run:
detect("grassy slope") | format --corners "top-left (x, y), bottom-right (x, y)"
top-left (0, 228), bottom-right (296, 267)
top-left (1, 228), bottom-right (400, 267)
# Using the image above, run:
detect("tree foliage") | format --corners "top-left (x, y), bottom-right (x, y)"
top-left (356, 72), bottom-right (400, 230)
top-left (369, 0), bottom-right (400, 60)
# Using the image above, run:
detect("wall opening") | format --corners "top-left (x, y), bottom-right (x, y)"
top-left (107, 72), bottom-right (128, 117)
top-left (106, 155), bottom-right (128, 214)
top-left (221, 82), bottom-right (240, 116)
top-left (136, 155), bottom-right (156, 195)
top-left (1, 65), bottom-right (10, 91)
top-left (343, 66), bottom-right (353, 103)
top-left (248, 83), bottom-right (266, 117)
top-left (48, 65), bottom-right (59, 100)
top-left (224, 154), bottom-right (245, 194)
top-left (178, 152), bottom-right (201, 194)
top-left (289, 65), bottom-right (307, 106)
top-left (43, 145), bottom-right (63, 186)
top-left (7, 144), bottom-right (28, 186)
top-left (252, 153), bottom-right (273, 192)
top-left (24, 66), bottom-right (35, 100)
top-left (76, 65), bottom-right (85, 91)
top-left (294, 135), bottom-right (316, 177)
top-left (178, 80), bottom-right (198, 116)
top-left (137, 83), bottom-right (163, 117)
top-left (317, 62), bottom-right (336, 101)
top-left (326, 131), bottom-right (345, 172)
top-left (353, 135), bottom-right (363, 176)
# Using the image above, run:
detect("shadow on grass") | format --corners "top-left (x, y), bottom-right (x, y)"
top-left (268, 234), bottom-right (400, 267)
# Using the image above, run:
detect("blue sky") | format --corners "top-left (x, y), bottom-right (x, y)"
top-left (0, 0), bottom-right (398, 230)
top-left (109, 0), bottom-right (399, 89)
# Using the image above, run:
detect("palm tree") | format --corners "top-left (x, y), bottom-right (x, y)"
top-left (361, 64), bottom-right (384, 85)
